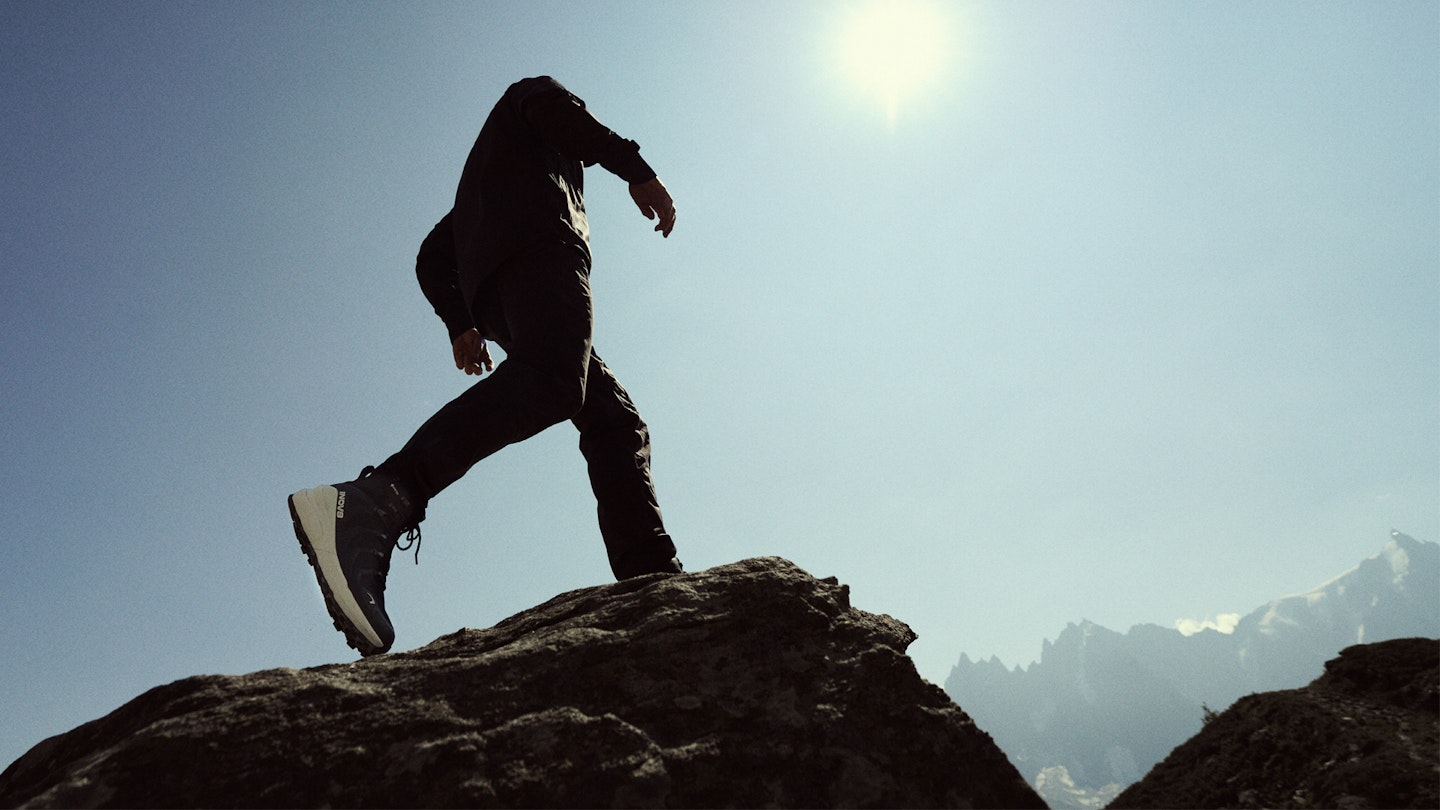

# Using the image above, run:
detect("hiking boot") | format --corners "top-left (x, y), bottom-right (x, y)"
top-left (287, 467), bottom-right (423, 656)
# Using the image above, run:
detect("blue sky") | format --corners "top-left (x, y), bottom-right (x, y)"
top-left (1, 1), bottom-right (1435, 768)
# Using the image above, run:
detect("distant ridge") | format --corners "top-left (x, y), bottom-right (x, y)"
top-left (945, 532), bottom-right (1440, 810)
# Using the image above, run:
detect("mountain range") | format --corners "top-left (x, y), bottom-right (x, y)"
top-left (943, 530), bottom-right (1439, 810)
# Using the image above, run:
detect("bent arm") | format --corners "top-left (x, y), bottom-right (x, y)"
top-left (515, 77), bottom-right (658, 184)
top-left (415, 212), bottom-right (474, 341)
top-left (513, 77), bottom-right (678, 236)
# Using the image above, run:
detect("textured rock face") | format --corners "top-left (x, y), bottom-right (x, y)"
top-left (0, 557), bottom-right (1044, 809)
top-left (1110, 637), bottom-right (1439, 810)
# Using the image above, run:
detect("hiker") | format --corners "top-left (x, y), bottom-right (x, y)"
top-left (288, 76), bottom-right (682, 656)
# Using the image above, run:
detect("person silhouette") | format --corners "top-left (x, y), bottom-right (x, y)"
top-left (288, 76), bottom-right (682, 656)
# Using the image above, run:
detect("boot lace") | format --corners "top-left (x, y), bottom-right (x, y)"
top-left (397, 525), bottom-right (422, 565)
top-left (358, 466), bottom-right (423, 565)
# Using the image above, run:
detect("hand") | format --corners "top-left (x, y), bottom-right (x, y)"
top-left (629, 177), bottom-right (676, 238)
top-left (452, 328), bottom-right (494, 377)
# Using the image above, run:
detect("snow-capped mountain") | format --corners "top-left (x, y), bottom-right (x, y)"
top-left (1234, 531), bottom-right (1437, 691)
top-left (944, 531), bottom-right (1439, 810)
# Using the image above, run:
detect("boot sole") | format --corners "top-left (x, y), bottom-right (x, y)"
top-left (288, 486), bottom-right (389, 656)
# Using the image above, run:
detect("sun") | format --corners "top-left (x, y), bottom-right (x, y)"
top-left (835, 0), bottom-right (951, 127)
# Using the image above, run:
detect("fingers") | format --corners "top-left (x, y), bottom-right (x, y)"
top-left (461, 346), bottom-right (492, 376)
top-left (451, 329), bottom-right (494, 376)
top-left (453, 332), bottom-right (473, 371)
top-left (653, 201), bottom-right (676, 237)
top-left (648, 199), bottom-right (675, 237)
top-left (638, 202), bottom-right (675, 237)
top-left (630, 178), bottom-right (676, 237)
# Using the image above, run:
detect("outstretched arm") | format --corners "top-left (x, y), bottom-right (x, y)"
top-left (629, 177), bottom-right (677, 237)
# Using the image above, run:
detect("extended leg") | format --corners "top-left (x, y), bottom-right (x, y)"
top-left (377, 245), bottom-right (594, 502)
top-left (572, 350), bottom-right (680, 579)
top-left (289, 246), bottom-right (596, 657)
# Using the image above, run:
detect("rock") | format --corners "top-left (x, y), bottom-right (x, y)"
top-left (1109, 637), bottom-right (1440, 809)
top-left (0, 557), bottom-right (1045, 809)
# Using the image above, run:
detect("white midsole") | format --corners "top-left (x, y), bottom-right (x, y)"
top-left (291, 485), bottom-right (383, 648)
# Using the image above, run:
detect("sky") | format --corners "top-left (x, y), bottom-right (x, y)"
top-left (1, 0), bottom-right (1436, 770)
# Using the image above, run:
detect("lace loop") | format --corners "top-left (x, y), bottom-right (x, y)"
top-left (397, 525), bottom-right (422, 565)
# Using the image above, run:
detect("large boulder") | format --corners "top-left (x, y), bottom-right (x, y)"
top-left (1110, 637), bottom-right (1439, 809)
top-left (0, 557), bottom-right (1044, 809)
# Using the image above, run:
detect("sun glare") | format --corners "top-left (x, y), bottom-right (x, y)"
top-left (836, 0), bottom-right (951, 127)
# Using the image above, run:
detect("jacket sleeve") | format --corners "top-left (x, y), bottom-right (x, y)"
top-left (515, 76), bottom-right (657, 183)
top-left (415, 212), bottom-right (474, 342)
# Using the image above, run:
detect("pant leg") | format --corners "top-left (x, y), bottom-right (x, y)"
top-left (571, 350), bottom-right (679, 579)
top-left (377, 245), bottom-right (593, 502)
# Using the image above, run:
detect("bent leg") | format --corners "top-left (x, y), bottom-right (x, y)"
top-left (377, 246), bottom-right (593, 502)
top-left (572, 350), bottom-right (679, 579)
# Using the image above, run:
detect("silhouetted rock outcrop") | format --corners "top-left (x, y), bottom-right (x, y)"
top-left (1109, 637), bottom-right (1439, 810)
top-left (0, 557), bottom-right (1044, 809)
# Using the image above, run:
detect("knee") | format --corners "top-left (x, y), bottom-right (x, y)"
top-left (535, 373), bottom-right (587, 424)
top-left (501, 352), bottom-right (588, 427)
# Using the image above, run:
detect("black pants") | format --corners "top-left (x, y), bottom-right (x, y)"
top-left (378, 244), bottom-right (677, 580)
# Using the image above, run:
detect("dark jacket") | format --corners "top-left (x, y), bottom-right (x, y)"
top-left (416, 76), bottom-right (657, 340)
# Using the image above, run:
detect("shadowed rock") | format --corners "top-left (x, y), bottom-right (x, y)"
top-left (0, 557), bottom-right (1045, 809)
top-left (1109, 637), bottom-right (1439, 810)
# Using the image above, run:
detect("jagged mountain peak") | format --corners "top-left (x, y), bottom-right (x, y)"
top-left (1390, 528), bottom-right (1427, 546)
top-left (1383, 529), bottom-right (1436, 576)
top-left (1241, 532), bottom-right (1437, 644)
top-left (1038, 620), bottom-right (1133, 664)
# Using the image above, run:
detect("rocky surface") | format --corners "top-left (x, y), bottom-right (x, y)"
top-left (0, 557), bottom-right (1044, 809)
top-left (1109, 637), bottom-right (1439, 809)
